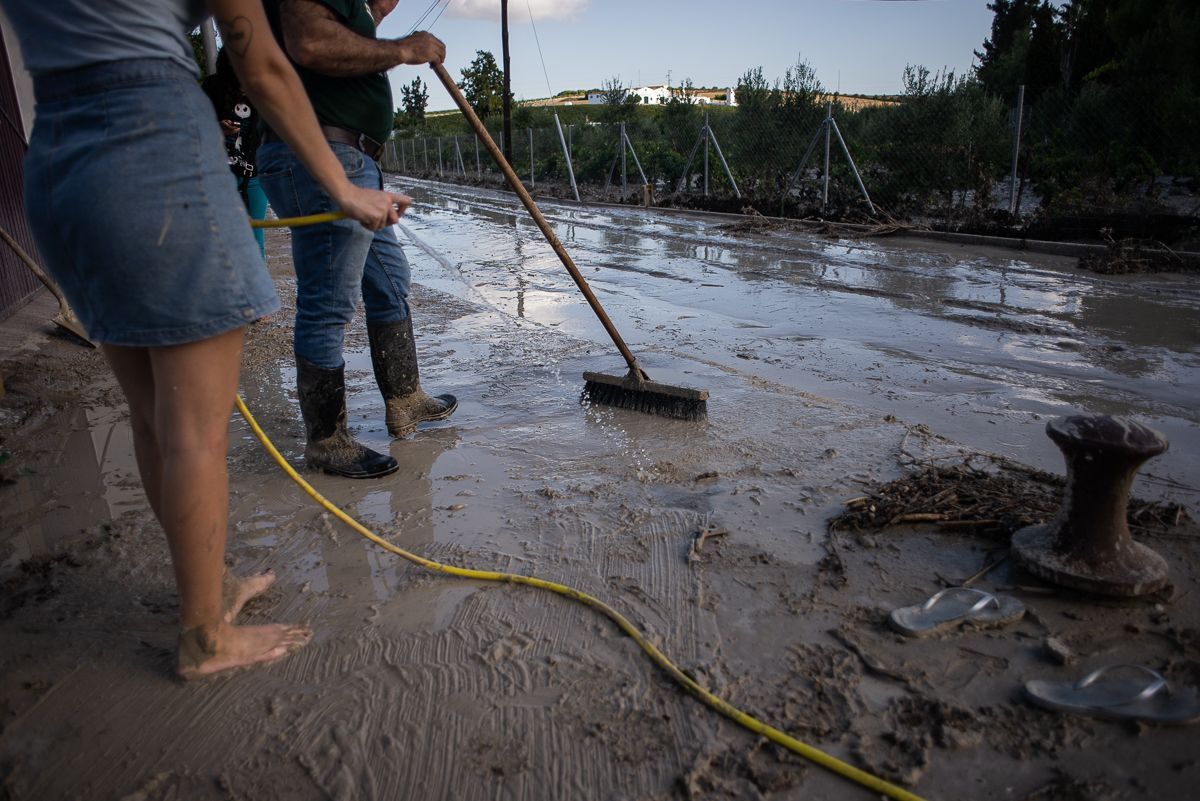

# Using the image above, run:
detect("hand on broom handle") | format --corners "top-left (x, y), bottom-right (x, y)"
top-left (429, 62), bottom-right (648, 381)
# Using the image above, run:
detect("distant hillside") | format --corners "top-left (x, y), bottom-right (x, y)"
top-left (521, 89), bottom-right (899, 109)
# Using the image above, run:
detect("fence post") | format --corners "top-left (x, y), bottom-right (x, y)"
top-left (829, 117), bottom-right (874, 214)
top-left (822, 102), bottom-right (832, 209)
top-left (554, 113), bottom-right (580, 201)
top-left (708, 121), bottom-right (741, 198)
top-left (422, 137), bottom-right (428, 172)
top-left (620, 122), bottom-right (628, 199)
top-left (529, 127), bottom-right (535, 189)
top-left (475, 136), bottom-right (481, 175)
top-left (1008, 84), bottom-right (1025, 216)
top-left (703, 112), bottom-right (711, 196)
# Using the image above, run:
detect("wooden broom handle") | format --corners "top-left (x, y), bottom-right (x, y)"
top-left (429, 62), bottom-right (642, 374)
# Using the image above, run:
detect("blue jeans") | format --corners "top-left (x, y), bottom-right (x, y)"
top-left (257, 140), bottom-right (412, 368)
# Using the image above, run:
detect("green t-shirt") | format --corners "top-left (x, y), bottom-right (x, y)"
top-left (278, 0), bottom-right (394, 145)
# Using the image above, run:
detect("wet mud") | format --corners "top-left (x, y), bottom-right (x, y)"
top-left (1, 182), bottom-right (1198, 800)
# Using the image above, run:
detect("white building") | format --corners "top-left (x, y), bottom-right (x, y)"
top-left (586, 84), bottom-right (737, 106)
top-left (632, 85), bottom-right (670, 104)
top-left (586, 86), bottom-right (671, 104)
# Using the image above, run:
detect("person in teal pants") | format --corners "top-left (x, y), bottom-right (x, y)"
top-left (203, 48), bottom-right (268, 257)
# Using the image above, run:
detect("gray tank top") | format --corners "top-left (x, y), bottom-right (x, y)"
top-left (0, 0), bottom-right (207, 76)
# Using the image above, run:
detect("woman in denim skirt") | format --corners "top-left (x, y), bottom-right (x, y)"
top-left (2, 0), bottom-right (411, 678)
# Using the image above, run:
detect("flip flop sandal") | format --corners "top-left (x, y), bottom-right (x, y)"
top-left (888, 587), bottom-right (1025, 638)
top-left (1025, 665), bottom-right (1200, 725)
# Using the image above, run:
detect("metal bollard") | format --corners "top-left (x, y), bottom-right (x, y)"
top-left (1012, 415), bottom-right (1170, 597)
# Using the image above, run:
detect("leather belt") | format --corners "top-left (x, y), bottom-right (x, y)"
top-left (262, 124), bottom-right (383, 160)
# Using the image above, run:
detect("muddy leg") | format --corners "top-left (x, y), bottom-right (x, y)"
top-left (221, 569), bottom-right (276, 622)
top-left (104, 330), bottom-right (310, 679)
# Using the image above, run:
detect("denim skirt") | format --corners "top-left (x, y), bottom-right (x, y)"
top-left (24, 59), bottom-right (279, 346)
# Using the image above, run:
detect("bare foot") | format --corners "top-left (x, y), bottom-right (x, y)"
top-left (221, 569), bottom-right (276, 622)
top-left (177, 621), bottom-right (311, 680)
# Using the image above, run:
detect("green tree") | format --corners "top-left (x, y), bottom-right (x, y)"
top-left (734, 67), bottom-right (774, 118)
top-left (458, 50), bottom-right (505, 118)
top-left (662, 78), bottom-right (701, 153)
top-left (981, 0), bottom-right (1200, 211)
top-left (731, 67), bottom-right (784, 191)
top-left (671, 77), bottom-right (699, 106)
top-left (974, 0), bottom-right (1064, 101)
top-left (780, 56), bottom-right (823, 111)
top-left (597, 77), bottom-right (640, 123)
top-left (398, 76), bottom-right (429, 127)
top-left (776, 56), bottom-right (825, 175)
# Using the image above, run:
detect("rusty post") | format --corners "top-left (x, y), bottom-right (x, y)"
top-left (1012, 415), bottom-right (1170, 597)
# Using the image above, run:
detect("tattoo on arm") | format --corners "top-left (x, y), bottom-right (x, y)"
top-left (216, 15), bottom-right (254, 58)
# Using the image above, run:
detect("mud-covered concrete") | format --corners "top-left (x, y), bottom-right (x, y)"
top-left (1, 181), bottom-right (1197, 800)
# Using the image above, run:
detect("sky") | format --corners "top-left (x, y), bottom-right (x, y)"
top-left (376, 0), bottom-right (998, 110)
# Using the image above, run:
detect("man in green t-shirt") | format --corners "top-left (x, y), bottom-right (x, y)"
top-left (258, 0), bottom-right (457, 480)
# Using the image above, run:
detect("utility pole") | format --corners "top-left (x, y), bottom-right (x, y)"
top-left (501, 0), bottom-right (513, 167)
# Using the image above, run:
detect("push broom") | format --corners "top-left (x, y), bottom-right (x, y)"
top-left (0, 227), bottom-right (93, 347)
top-left (430, 63), bottom-right (708, 421)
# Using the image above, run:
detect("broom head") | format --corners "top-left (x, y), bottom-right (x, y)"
top-left (582, 369), bottom-right (708, 421)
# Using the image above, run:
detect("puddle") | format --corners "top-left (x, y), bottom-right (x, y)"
top-left (394, 177), bottom-right (1200, 500)
top-left (0, 404), bottom-right (140, 574)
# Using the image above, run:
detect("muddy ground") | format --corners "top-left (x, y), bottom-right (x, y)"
top-left (1, 181), bottom-right (1198, 801)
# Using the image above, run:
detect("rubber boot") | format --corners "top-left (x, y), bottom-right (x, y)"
top-left (368, 318), bottom-right (458, 438)
top-left (296, 357), bottom-right (399, 479)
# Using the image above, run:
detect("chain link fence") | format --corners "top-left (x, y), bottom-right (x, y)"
top-left (380, 86), bottom-right (1199, 249)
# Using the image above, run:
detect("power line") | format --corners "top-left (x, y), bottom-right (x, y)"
top-left (426, 0), bottom-right (454, 32)
top-left (406, 0), bottom-right (446, 35)
top-left (406, 0), bottom-right (439, 33)
top-left (525, 0), bottom-right (555, 97)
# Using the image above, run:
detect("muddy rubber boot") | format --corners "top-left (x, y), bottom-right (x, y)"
top-left (296, 357), bottom-right (399, 479)
top-left (368, 318), bottom-right (458, 438)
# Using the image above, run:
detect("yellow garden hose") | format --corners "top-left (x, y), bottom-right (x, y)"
top-left (240, 209), bottom-right (928, 801)
top-left (250, 211), bottom-right (346, 229)
top-left (233, 395), bottom-right (926, 801)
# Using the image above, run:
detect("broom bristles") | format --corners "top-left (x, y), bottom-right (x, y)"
top-left (581, 371), bottom-right (708, 421)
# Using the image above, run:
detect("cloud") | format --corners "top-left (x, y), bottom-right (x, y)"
top-left (447, 0), bottom-right (588, 22)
